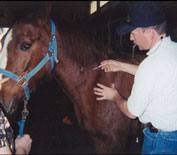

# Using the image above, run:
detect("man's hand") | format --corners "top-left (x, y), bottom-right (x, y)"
top-left (15, 134), bottom-right (32, 154)
top-left (94, 83), bottom-right (120, 101)
top-left (100, 60), bottom-right (122, 72)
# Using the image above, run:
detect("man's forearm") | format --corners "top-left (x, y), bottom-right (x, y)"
top-left (15, 148), bottom-right (26, 154)
top-left (121, 62), bottom-right (138, 75)
top-left (114, 95), bottom-right (136, 119)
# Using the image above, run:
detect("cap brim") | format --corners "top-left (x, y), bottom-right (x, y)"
top-left (116, 22), bottom-right (137, 35)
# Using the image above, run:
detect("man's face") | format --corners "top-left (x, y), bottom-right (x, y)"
top-left (130, 28), bottom-right (151, 51)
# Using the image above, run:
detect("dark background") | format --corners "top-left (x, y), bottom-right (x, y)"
top-left (1, 1), bottom-right (177, 55)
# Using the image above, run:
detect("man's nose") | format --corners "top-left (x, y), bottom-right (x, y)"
top-left (130, 34), bottom-right (133, 41)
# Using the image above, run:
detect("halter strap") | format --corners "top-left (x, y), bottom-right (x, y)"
top-left (48, 19), bottom-right (59, 69)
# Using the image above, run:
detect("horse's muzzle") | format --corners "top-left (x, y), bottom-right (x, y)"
top-left (0, 96), bottom-right (17, 114)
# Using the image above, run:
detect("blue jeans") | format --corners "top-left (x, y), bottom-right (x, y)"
top-left (142, 127), bottom-right (177, 154)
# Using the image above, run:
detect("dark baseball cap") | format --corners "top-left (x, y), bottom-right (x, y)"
top-left (116, 1), bottom-right (166, 35)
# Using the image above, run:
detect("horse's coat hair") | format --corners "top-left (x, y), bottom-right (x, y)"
top-left (0, 4), bottom-right (145, 153)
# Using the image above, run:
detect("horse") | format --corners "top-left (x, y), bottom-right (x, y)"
top-left (0, 4), bottom-right (145, 154)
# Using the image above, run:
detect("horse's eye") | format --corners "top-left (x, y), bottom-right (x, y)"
top-left (20, 42), bottom-right (32, 51)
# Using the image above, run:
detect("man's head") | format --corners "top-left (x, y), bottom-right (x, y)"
top-left (116, 2), bottom-right (166, 35)
top-left (116, 2), bottom-right (166, 51)
top-left (129, 22), bottom-right (166, 50)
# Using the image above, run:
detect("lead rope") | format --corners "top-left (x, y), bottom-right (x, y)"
top-left (18, 99), bottom-right (29, 137)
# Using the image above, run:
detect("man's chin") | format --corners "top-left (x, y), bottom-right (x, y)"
top-left (138, 47), bottom-right (145, 51)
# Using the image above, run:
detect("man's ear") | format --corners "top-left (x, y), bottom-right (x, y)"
top-left (145, 28), bottom-right (155, 41)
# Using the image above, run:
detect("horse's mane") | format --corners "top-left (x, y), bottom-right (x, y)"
top-left (14, 8), bottom-right (113, 68)
top-left (55, 17), bottom-right (112, 67)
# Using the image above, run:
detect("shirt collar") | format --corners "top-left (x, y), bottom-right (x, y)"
top-left (146, 36), bottom-right (171, 56)
top-left (146, 38), bottom-right (163, 56)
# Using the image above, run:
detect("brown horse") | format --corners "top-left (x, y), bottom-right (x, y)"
top-left (0, 5), bottom-right (145, 154)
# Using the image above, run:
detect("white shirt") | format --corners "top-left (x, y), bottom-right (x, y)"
top-left (127, 36), bottom-right (177, 131)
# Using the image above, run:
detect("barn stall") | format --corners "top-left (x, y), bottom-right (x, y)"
top-left (0, 1), bottom-right (177, 154)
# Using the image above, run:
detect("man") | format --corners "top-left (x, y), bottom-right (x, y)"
top-left (94, 1), bottom-right (177, 154)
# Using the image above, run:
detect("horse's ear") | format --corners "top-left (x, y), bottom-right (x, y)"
top-left (34, 2), bottom-right (52, 28)
top-left (45, 2), bottom-right (52, 19)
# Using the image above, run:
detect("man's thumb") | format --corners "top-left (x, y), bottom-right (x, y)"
top-left (111, 83), bottom-right (115, 89)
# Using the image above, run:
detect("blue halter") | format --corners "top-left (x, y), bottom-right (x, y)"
top-left (0, 19), bottom-right (58, 100)
top-left (0, 19), bottom-right (59, 136)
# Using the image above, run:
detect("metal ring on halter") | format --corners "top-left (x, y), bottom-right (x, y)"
top-left (22, 109), bottom-right (29, 119)
top-left (22, 99), bottom-right (29, 119)
top-left (47, 52), bottom-right (54, 57)
top-left (17, 76), bottom-right (28, 87)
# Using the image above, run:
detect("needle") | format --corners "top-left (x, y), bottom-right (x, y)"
top-left (93, 63), bottom-right (106, 70)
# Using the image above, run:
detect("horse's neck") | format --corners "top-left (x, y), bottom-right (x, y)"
top-left (53, 27), bottom-right (105, 100)
top-left (53, 50), bottom-right (100, 101)
top-left (53, 56), bottom-right (83, 88)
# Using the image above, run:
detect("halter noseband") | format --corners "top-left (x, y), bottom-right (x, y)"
top-left (0, 19), bottom-right (59, 137)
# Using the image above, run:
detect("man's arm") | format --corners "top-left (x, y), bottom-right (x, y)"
top-left (114, 93), bottom-right (136, 119)
top-left (119, 62), bottom-right (138, 75)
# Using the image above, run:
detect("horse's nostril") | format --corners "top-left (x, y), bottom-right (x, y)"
top-left (0, 96), bottom-right (17, 114)
top-left (0, 101), bottom-right (8, 116)
top-left (0, 78), bottom-right (10, 85)
top-left (0, 102), bottom-right (3, 107)
top-left (0, 99), bottom-right (4, 107)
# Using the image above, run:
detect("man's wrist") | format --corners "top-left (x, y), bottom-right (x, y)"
top-left (15, 147), bottom-right (26, 154)
top-left (113, 93), bottom-right (122, 103)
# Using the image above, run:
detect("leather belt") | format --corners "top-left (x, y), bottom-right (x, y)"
top-left (146, 123), bottom-right (160, 133)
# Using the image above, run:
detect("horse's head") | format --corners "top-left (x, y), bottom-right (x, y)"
top-left (0, 4), bottom-right (55, 113)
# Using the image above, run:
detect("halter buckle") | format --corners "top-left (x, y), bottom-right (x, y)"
top-left (17, 76), bottom-right (28, 87)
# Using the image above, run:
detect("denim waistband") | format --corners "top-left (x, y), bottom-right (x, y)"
top-left (144, 127), bottom-right (177, 142)
top-left (158, 129), bottom-right (177, 136)
top-left (144, 123), bottom-right (177, 134)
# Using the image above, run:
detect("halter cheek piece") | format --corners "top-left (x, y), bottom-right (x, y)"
top-left (0, 19), bottom-right (59, 136)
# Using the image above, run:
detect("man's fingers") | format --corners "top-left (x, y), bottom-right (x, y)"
top-left (94, 87), bottom-right (103, 92)
top-left (111, 83), bottom-right (115, 88)
top-left (94, 87), bottom-right (104, 96)
top-left (96, 96), bottom-right (105, 101)
top-left (101, 60), bottom-right (112, 64)
top-left (97, 83), bottom-right (108, 89)
top-left (94, 91), bottom-right (104, 96)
